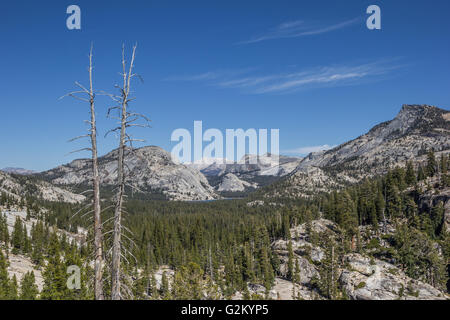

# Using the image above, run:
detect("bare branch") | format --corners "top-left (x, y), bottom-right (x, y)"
top-left (65, 147), bottom-right (92, 156)
top-left (75, 81), bottom-right (90, 95)
top-left (59, 90), bottom-right (87, 100)
top-left (68, 134), bottom-right (90, 143)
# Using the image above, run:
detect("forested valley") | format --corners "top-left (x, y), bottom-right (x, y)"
top-left (1, 150), bottom-right (448, 299)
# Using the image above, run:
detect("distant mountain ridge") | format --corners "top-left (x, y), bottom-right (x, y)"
top-left (1, 167), bottom-right (37, 175)
top-left (40, 146), bottom-right (217, 201)
top-left (0, 170), bottom-right (84, 203)
top-left (186, 154), bottom-right (303, 193)
top-left (4, 104), bottom-right (448, 203)
top-left (266, 104), bottom-right (450, 198)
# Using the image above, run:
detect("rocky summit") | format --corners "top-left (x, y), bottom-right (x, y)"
top-left (5, 105), bottom-right (449, 202)
top-left (189, 154), bottom-right (302, 193)
top-left (0, 170), bottom-right (84, 204)
top-left (0, 167), bottom-right (37, 175)
top-left (216, 173), bottom-right (258, 192)
top-left (270, 105), bottom-right (450, 198)
top-left (41, 146), bottom-right (217, 201)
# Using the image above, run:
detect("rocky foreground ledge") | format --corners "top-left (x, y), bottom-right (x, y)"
top-left (271, 219), bottom-right (449, 300)
top-left (341, 253), bottom-right (446, 300)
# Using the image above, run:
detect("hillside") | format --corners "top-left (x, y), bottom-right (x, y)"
top-left (267, 105), bottom-right (450, 198)
top-left (0, 171), bottom-right (84, 204)
top-left (189, 154), bottom-right (302, 194)
top-left (40, 146), bottom-right (217, 201)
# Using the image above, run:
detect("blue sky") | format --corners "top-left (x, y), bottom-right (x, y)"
top-left (0, 0), bottom-right (449, 171)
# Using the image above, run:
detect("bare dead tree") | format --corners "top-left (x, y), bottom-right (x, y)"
top-left (109, 44), bottom-right (149, 300)
top-left (88, 47), bottom-right (105, 300)
top-left (61, 44), bottom-right (104, 300)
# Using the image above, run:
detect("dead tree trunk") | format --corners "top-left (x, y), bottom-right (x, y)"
top-left (111, 44), bottom-right (137, 300)
top-left (88, 47), bottom-right (104, 300)
top-left (62, 45), bottom-right (104, 300)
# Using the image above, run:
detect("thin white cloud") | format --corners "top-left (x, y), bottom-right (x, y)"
top-left (164, 68), bottom-right (257, 82)
top-left (164, 72), bottom-right (219, 81)
top-left (238, 17), bottom-right (361, 44)
top-left (165, 59), bottom-right (403, 94)
top-left (284, 144), bottom-right (336, 155)
top-left (251, 63), bottom-right (381, 94)
top-left (217, 75), bottom-right (277, 88)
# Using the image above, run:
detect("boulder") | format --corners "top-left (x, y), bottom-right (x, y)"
top-left (340, 253), bottom-right (448, 300)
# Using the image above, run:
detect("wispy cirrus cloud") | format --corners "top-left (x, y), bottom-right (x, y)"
top-left (237, 17), bottom-right (362, 44)
top-left (283, 144), bottom-right (336, 155)
top-left (163, 68), bottom-right (256, 82)
top-left (165, 59), bottom-right (403, 95)
top-left (164, 72), bottom-right (219, 81)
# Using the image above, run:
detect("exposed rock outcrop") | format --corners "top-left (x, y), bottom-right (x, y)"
top-left (271, 218), bottom-right (449, 300)
top-left (216, 173), bottom-right (257, 192)
top-left (0, 171), bottom-right (84, 204)
top-left (340, 253), bottom-right (447, 300)
top-left (1, 168), bottom-right (37, 175)
top-left (191, 154), bottom-right (302, 178)
top-left (188, 154), bottom-right (302, 193)
top-left (6, 253), bottom-right (44, 292)
top-left (417, 187), bottom-right (450, 232)
top-left (41, 146), bottom-right (218, 201)
top-left (269, 105), bottom-right (450, 198)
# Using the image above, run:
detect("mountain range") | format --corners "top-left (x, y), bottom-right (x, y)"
top-left (1, 104), bottom-right (448, 202)
top-left (1, 167), bottom-right (37, 175)
top-left (39, 146), bottom-right (217, 201)
top-left (268, 104), bottom-right (450, 198)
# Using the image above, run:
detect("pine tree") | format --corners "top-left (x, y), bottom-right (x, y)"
top-left (394, 223), bottom-right (447, 290)
top-left (41, 232), bottom-right (67, 300)
top-left (426, 149), bottom-right (437, 177)
top-left (440, 154), bottom-right (449, 187)
top-left (375, 188), bottom-right (385, 227)
top-left (31, 221), bottom-right (45, 265)
top-left (314, 233), bottom-right (339, 299)
top-left (11, 217), bottom-right (24, 254)
top-left (404, 198), bottom-right (418, 219)
top-left (132, 270), bottom-right (147, 300)
top-left (20, 271), bottom-right (38, 300)
top-left (64, 244), bottom-right (90, 300)
top-left (287, 241), bottom-right (294, 280)
top-left (242, 243), bottom-right (255, 283)
top-left (0, 214), bottom-right (9, 247)
top-left (385, 176), bottom-right (402, 219)
top-left (417, 166), bottom-right (426, 181)
top-left (22, 228), bottom-right (31, 255)
top-left (430, 202), bottom-right (445, 238)
top-left (405, 161), bottom-right (416, 185)
top-left (336, 191), bottom-right (358, 239)
top-left (171, 262), bottom-right (204, 300)
top-left (0, 250), bottom-right (10, 299)
top-left (149, 274), bottom-right (159, 299)
top-left (8, 274), bottom-right (18, 300)
top-left (293, 257), bottom-right (301, 299)
top-left (282, 215), bottom-right (291, 240)
top-left (160, 271), bottom-right (170, 299)
top-left (260, 245), bottom-right (273, 292)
